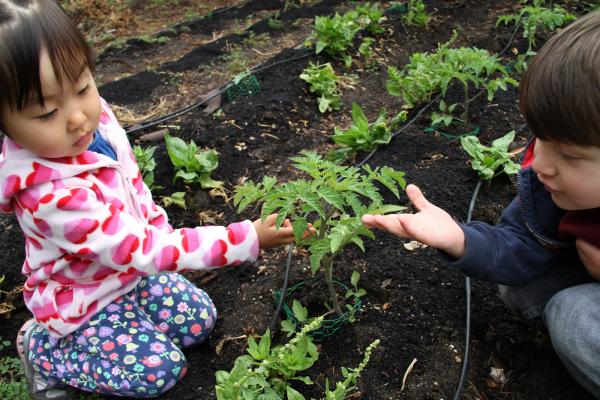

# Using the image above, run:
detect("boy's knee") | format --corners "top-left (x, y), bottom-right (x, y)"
top-left (543, 284), bottom-right (600, 374)
top-left (544, 286), bottom-right (589, 344)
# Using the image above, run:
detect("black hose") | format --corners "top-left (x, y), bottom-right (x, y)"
top-left (269, 243), bottom-right (294, 332)
top-left (452, 179), bottom-right (482, 400)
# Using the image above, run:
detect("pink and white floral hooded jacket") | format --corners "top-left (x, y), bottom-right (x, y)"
top-left (0, 99), bottom-right (259, 337)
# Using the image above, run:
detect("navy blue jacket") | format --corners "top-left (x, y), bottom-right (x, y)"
top-left (447, 166), bottom-right (580, 285)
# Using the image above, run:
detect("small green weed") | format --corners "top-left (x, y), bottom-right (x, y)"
top-left (404, 0), bottom-right (431, 27)
top-left (0, 356), bottom-right (28, 399)
top-left (132, 144), bottom-right (161, 191)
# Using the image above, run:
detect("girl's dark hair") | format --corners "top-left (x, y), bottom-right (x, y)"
top-left (0, 0), bottom-right (94, 113)
top-left (520, 10), bottom-right (600, 146)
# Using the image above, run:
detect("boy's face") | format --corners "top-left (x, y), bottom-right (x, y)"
top-left (0, 48), bottom-right (101, 158)
top-left (532, 138), bottom-right (600, 210)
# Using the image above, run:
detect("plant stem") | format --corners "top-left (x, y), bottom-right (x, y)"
top-left (323, 255), bottom-right (343, 316)
top-left (463, 84), bottom-right (470, 127)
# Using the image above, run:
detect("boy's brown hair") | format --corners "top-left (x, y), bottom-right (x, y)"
top-left (520, 10), bottom-right (600, 146)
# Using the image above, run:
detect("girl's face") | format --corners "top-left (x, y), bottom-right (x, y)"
top-left (532, 138), bottom-right (600, 210)
top-left (0, 48), bottom-right (101, 158)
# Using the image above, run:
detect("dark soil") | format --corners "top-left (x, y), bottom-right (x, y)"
top-left (0, 1), bottom-right (596, 399)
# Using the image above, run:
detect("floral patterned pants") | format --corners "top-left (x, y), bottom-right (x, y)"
top-left (28, 273), bottom-right (217, 398)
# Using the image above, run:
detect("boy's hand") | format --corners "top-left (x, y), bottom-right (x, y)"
top-left (362, 184), bottom-right (466, 259)
top-left (576, 239), bottom-right (600, 280)
top-left (253, 214), bottom-right (314, 249)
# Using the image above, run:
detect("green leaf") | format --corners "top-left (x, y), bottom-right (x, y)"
top-left (491, 130), bottom-right (515, 152)
top-left (281, 319), bottom-right (297, 334)
top-left (292, 300), bottom-right (308, 322)
top-left (316, 41), bottom-right (327, 54)
top-left (309, 239), bottom-right (330, 275)
top-left (291, 216), bottom-right (309, 242)
top-left (164, 133), bottom-right (189, 168)
top-left (198, 176), bottom-right (223, 189)
top-left (286, 387), bottom-right (306, 400)
top-left (351, 271), bottom-right (360, 287)
top-left (258, 331), bottom-right (271, 359)
top-left (367, 204), bottom-right (405, 215)
top-left (318, 186), bottom-right (345, 211)
top-left (350, 236), bottom-right (365, 252)
top-left (298, 192), bottom-right (325, 219)
top-left (247, 335), bottom-right (261, 360)
top-left (215, 370), bottom-right (230, 385)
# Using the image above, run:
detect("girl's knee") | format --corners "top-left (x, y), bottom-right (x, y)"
top-left (139, 351), bottom-right (188, 397)
top-left (180, 290), bottom-right (217, 347)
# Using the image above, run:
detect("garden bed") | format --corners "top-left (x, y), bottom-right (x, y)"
top-left (0, 0), bottom-right (596, 399)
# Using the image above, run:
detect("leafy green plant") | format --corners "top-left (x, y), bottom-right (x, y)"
top-left (344, 271), bottom-right (367, 322)
top-left (220, 47), bottom-right (250, 75)
top-left (164, 133), bottom-right (222, 189)
top-left (323, 338), bottom-right (379, 400)
top-left (431, 99), bottom-right (459, 127)
top-left (132, 144), bottom-right (161, 191)
top-left (387, 34), bottom-right (517, 125)
top-left (299, 63), bottom-right (342, 113)
top-left (234, 151), bottom-right (406, 315)
top-left (358, 37), bottom-right (376, 67)
top-left (329, 103), bottom-right (407, 162)
top-left (496, 0), bottom-right (575, 53)
top-left (279, 273), bottom-right (365, 337)
top-left (460, 130), bottom-right (521, 180)
top-left (0, 356), bottom-right (28, 399)
top-left (308, 3), bottom-right (385, 59)
top-left (284, 0), bottom-right (300, 12)
top-left (215, 316), bottom-right (380, 400)
top-left (582, 0), bottom-right (600, 11)
top-left (404, 0), bottom-right (431, 27)
top-left (160, 191), bottom-right (187, 209)
top-left (312, 13), bottom-right (361, 57)
top-left (215, 318), bottom-right (321, 400)
top-left (350, 2), bottom-right (386, 35)
top-left (268, 11), bottom-right (284, 29)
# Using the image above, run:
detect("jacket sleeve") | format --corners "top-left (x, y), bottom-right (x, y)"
top-left (28, 185), bottom-right (259, 275)
top-left (444, 196), bottom-right (575, 285)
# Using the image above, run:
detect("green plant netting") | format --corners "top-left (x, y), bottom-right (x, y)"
top-left (424, 123), bottom-right (480, 140)
top-left (225, 74), bottom-right (261, 101)
top-left (273, 281), bottom-right (363, 340)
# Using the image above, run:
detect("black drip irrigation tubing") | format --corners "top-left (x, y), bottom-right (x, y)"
top-left (452, 179), bottom-right (481, 400)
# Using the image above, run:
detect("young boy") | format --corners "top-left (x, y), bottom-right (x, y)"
top-left (362, 10), bottom-right (600, 397)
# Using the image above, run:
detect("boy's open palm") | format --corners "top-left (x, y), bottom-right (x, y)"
top-left (362, 184), bottom-right (465, 258)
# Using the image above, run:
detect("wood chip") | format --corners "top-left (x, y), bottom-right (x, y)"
top-left (403, 240), bottom-right (428, 251)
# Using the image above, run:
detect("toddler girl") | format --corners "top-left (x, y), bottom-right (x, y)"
top-left (0, 0), bottom-right (300, 398)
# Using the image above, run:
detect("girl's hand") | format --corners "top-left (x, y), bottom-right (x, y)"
top-left (253, 214), bottom-right (314, 249)
top-left (576, 239), bottom-right (600, 281)
top-left (361, 184), bottom-right (466, 259)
